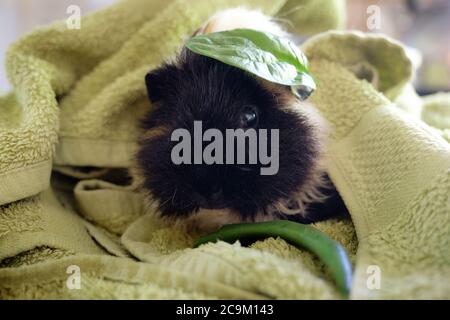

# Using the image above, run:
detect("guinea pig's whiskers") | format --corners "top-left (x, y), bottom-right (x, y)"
top-left (171, 188), bottom-right (178, 206)
top-left (237, 165), bottom-right (252, 172)
top-left (159, 195), bottom-right (172, 209)
top-left (180, 201), bottom-right (194, 210)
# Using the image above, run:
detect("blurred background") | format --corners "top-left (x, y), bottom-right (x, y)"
top-left (0, 0), bottom-right (449, 94)
top-left (0, 0), bottom-right (116, 93)
top-left (346, 0), bottom-right (450, 94)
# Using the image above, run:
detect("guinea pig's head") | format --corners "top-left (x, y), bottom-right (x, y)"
top-left (134, 48), bottom-right (326, 222)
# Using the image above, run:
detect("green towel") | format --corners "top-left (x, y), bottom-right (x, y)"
top-left (302, 32), bottom-right (450, 299)
top-left (1, 0), bottom-right (449, 299)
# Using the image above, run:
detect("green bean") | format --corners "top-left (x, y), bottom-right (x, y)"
top-left (194, 220), bottom-right (353, 296)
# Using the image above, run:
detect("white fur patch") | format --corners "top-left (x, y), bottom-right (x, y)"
top-left (198, 8), bottom-right (286, 36)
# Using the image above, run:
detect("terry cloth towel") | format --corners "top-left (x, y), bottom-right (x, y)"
top-left (0, 0), bottom-right (449, 299)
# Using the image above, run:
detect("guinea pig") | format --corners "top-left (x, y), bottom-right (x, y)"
top-left (132, 8), bottom-right (348, 232)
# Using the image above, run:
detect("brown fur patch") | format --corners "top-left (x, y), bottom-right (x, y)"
top-left (269, 99), bottom-right (331, 218)
top-left (169, 208), bottom-right (279, 234)
top-left (131, 125), bottom-right (170, 190)
top-left (256, 78), bottom-right (296, 106)
top-left (139, 125), bottom-right (170, 143)
top-left (255, 81), bottom-right (331, 217)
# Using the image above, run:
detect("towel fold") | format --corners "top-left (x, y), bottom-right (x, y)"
top-left (303, 31), bottom-right (450, 299)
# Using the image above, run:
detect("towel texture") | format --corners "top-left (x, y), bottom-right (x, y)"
top-left (303, 32), bottom-right (450, 299)
top-left (1, 0), bottom-right (449, 299)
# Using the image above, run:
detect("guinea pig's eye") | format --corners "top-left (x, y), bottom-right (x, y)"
top-left (240, 106), bottom-right (258, 128)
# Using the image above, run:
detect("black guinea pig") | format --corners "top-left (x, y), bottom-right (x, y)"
top-left (132, 9), bottom-right (348, 232)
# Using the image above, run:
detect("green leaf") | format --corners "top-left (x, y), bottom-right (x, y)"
top-left (186, 28), bottom-right (316, 90)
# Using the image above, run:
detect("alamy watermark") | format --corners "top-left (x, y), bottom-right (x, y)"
top-left (66, 265), bottom-right (81, 290)
top-left (171, 121), bottom-right (279, 175)
top-left (66, 5), bottom-right (81, 30)
top-left (366, 5), bottom-right (381, 31)
top-left (366, 265), bottom-right (381, 290)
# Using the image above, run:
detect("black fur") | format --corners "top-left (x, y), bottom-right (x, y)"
top-left (136, 48), bottom-right (345, 222)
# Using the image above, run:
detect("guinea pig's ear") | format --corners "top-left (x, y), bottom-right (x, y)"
top-left (145, 65), bottom-right (178, 103)
top-left (145, 70), bottom-right (165, 103)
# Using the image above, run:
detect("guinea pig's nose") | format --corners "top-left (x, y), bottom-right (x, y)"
top-left (210, 189), bottom-right (223, 202)
top-left (195, 188), bottom-right (226, 209)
